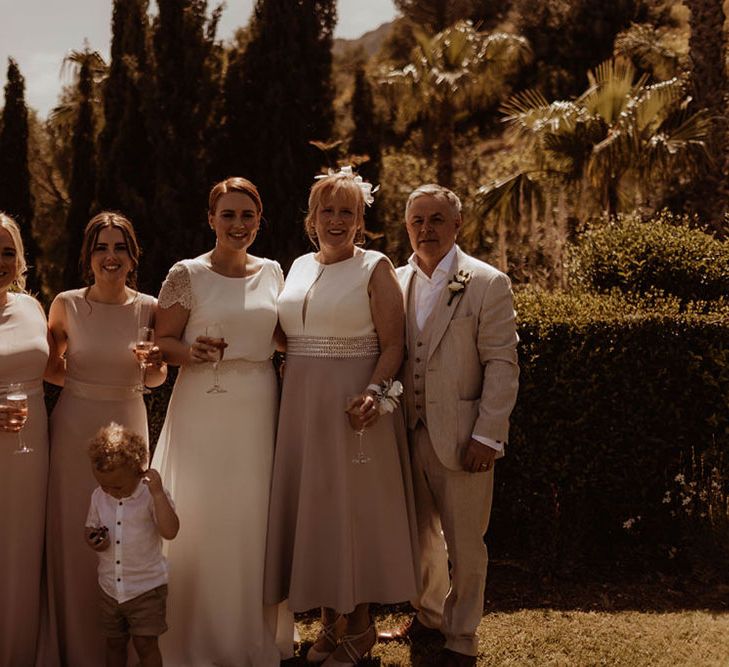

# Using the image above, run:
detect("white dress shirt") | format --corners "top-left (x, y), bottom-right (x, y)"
top-left (408, 245), bottom-right (503, 454)
top-left (86, 481), bottom-right (174, 603)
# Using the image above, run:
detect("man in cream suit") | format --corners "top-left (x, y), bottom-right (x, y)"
top-left (384, 184), bottom-right (519, 666)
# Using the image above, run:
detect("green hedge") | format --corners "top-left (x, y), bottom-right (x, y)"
top-left (569, 212), bottom-right (729, 304)
top-left (489, 287), bottom-right (729, 573)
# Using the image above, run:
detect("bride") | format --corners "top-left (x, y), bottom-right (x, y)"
top-left (152, 177), bottom-right (292, 666)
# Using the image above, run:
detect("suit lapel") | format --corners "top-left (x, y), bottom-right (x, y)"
top-left (427, 246), bottom-right (468, 362)
top-left (400, 266), bottom-right (416, 346)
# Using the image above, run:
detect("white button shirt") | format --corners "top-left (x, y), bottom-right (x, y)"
top-left (408, 245), bottom-right (503, 454)
top-left (86, 481), bottom-right (174, 603)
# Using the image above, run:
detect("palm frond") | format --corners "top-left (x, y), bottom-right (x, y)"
top-left (581, 58), bottom-right (647, 124)
top-left (476, 171), bottom-right (544, 223)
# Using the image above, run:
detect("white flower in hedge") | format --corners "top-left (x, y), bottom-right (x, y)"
top-left (622, 515), bottom-right (642, 530)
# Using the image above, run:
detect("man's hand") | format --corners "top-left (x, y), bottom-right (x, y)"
top-left (462, 438), bottom-right (497, 473)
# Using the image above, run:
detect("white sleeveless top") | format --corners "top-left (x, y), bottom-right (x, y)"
top-left (278, 248), bottom-right (389, 339)
top-left (158, 256), bottom-right (284, 362)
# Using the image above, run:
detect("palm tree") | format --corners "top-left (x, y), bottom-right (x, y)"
top-left (381, 20), bottom-right (530, 187)
top-left (478, 58), bottom-right (711, 273)
top-left (55, 47), bottom-right (107, 287)
top-left (50, 46), bottom-right (107, 131)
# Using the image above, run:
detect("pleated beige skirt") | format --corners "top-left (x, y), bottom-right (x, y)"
top-left (264, 355), bottom-right (419, 613)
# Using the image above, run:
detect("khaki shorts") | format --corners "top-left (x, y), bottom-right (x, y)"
top-left (99, 584), bottom-right (168, 638)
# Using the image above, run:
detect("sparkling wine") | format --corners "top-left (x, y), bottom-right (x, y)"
top-left (209, 339), bottom-right (226, 363)
top-left (6, 392), bottom-right (28, 429)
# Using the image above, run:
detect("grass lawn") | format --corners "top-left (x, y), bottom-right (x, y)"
top-left (285, 563), bottom-right (729, 666)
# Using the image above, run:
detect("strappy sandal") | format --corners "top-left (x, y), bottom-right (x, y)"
top-left (306, 614), bottom-right (347, 663)
top-left (322, 623), bottom-right (376, 666)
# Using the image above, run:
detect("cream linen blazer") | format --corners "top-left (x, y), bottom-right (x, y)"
top-left (397, 245), bottom-right (520, 471)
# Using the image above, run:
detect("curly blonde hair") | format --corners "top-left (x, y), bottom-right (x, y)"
top-left (88, 422), bottom-right (148, 473)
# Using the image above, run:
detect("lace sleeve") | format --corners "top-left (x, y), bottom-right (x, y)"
top-left (158, 263), bottom-right (192, 310)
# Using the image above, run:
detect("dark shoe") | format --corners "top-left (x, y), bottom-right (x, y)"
top-left (378, 615), bottom-right (443, 642)
top-left (436, 648), bottom-right (477, 666)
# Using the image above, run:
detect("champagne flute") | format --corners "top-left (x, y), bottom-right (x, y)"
top-left (6, 383), bottom-right (31, 454)
top-left (206, 322), bottom-right (227, 394)
top-left (346, 395), bottom-right (370, 465)
top-left (134, 326), bottom-right (154, 394)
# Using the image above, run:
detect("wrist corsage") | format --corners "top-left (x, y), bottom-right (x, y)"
top-left (447, 270), bottom-right (473, 306)
top-left (366, 379), bottom-right (404, 414)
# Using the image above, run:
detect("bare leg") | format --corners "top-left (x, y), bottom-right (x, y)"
top-left (344, 603), bottom-right (370, 634)
top-left (132, 635), bottom-right (162, 667)
top-left (321, 606), bottom-right (339, 626)
top-left (106, 636), bottom-right (128, 667)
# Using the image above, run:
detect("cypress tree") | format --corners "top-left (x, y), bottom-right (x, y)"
top-left (97, 0), bottom-right (157, 289)
top-left (349, 65), bottom-right (383, 243)
top-left (685, 0), bottom-right (728, 232)
top-left (219, 0), bottom-right (337, 269)
top-left (63, 55), bottom-right (98, 288)
top-left (0, 59), bottom-right (40, 293)
top-left (148, 0), bottom-right (221, 292)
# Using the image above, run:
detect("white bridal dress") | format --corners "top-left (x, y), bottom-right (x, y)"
top-left (152, 256), bottom-right (293, 667)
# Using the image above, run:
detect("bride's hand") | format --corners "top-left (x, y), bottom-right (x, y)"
top-left (189, 336), bottom-right (228, 364)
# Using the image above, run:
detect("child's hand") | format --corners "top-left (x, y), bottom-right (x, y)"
top-left (85, 526), bottom-right (110, 551)
top-left (142, 468), bottom-right (164, 496)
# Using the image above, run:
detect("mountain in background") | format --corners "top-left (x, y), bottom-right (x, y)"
top-left (333, 20), bottom-right (394, 57)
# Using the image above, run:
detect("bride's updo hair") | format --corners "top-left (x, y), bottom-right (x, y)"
top-left (208, 177), bottom-right (263, 216)
top-left (304, 171), bottom-right (366, 247)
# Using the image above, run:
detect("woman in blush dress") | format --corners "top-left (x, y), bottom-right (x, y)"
top-left (264, 168), bottom-right (419, 666)
top-left (39, 212), bottom-right (166, 667)
top-left (0, 214), bottom-right (49, 666)
top-left (152, 177), bottom-right (293, 666)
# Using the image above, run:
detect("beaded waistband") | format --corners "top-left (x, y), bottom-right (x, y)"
top-left (0, 379), bottom-right (43, 397)
top-left (64, 378), bottom-right (139, 401)
top-left (287, 335), bottom-right (380, 359)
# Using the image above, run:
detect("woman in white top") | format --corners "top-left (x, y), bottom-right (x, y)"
top-left (152, 176), bottom-right (293, 666)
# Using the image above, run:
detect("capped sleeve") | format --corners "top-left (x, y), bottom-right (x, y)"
top-left (273, 261), bottom-right (285, 295)
top-left (158, 262), bottom-right (192, 310)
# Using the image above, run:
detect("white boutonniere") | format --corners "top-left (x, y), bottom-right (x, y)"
top-left (447, 270), bottom-right (473, 306)
top-left (367, 378), bottom-right (404, 414)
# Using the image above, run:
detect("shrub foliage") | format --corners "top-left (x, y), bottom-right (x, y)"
top-left (490, 288), bottom-right (729, 572)
top-left (570, 212), bottom-right (729, 304)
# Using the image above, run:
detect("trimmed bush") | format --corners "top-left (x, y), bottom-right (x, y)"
top-left (569, 212), bottom-right (729, 304)
top-left (490, 287), bottom-right (729, 573)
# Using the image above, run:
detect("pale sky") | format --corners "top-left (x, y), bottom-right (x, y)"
top-left (0, 0), bottom-right (398, 118)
